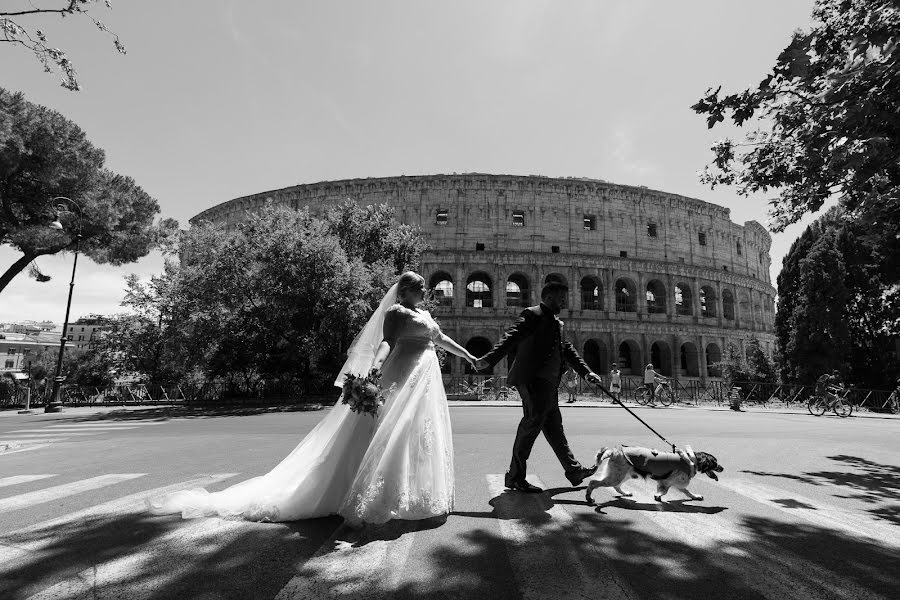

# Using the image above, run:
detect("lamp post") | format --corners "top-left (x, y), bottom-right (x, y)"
top-left (46, 197), bottom-right (83, 413)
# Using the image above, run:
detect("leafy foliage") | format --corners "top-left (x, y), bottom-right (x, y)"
top-left (775, 207), bottom-right (899, 387)
top-left (0, 87), bottom-right (178, 294)
top-left (1, 1), bottom-right (125, 91)
top-left (692, 0), bottom-right (900, 256)
top-left (135, 202), bottom-right (427, 393)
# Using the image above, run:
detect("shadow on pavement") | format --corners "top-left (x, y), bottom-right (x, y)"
top-left (3, 490), bottom-right (898, 600)
top-left (743, 454), bottom-right (900, 525)
top-left (15, 404), bottom-right (329, 424)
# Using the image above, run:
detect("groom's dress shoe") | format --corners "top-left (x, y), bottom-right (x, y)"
top-left (565, 465), bottom-right (598, 486)
top-left (504, 475), bottom-right (543, 493)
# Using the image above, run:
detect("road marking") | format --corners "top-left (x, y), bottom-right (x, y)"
top-left (632, 495), bottom-right (888, 600)
top-left (22, 516), bottom-right (249, 600)
top-left (274, 520), bottom-right (418, 598)
top-left (0, 474), bottom-right (147, 512)
top-left (486, 474), bottom-right (638, 600)
top-left (42, 425), bottom-right (140, 430)
top-left (44, 422), bottom-right (164, 428)
top-left (0, 475), bottom-right (58, 488)
top-left (0, 437), bottom-right (70, 443)
top-left (718, 478), bottom-right (897, 546)
top-left (7, 430), bottom-right (100, 435)
top-left (0, 444), bottom-right (51, 456)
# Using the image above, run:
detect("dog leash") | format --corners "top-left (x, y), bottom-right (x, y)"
top-left (588, 381), bottom-right (678, 453)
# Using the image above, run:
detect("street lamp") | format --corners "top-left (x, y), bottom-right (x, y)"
top-left (46, 196), bottom-right (83, 413)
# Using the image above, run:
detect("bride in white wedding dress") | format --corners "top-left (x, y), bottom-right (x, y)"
top-left (147, 272), bottom-right (476, 526)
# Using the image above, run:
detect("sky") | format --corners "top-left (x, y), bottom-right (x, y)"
top-left (0, 0), bottom-right (820, 323)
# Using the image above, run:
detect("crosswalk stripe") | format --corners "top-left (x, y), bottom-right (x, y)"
top-left (11, 427), bottom-right (137, 432)
top-left (0, 444), bottom-right (51, 456)
top-left (0, 474), bottom-right (241, 569)
top-left (44, 423), bottom-right (163, 428)
top-left (718, 478), bottom-right (896, 546)
top-left (0, 438), bottom-right (70, 443)
top-left (274, 519), bottom-right (418, 598)
top-left (634, 496), bottom-right (886, 600)
top-left (486, 474), bottom-right (638, 600)
top-left (8, 431), bottom-right (100, 436)
top-left (0, 474), bottom-right (147, 512)
top-left (41, 426), bottom-right (139, 430)
top-left (23, 515), bottom-right (249, 600)
top-left (0, 475), bottom-right (58, 488)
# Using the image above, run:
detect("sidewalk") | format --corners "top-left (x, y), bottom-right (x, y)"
top-left (2, 400), bottom-right (898, 421)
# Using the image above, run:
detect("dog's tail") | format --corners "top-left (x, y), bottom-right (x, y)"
top-left (595, 446), bottom-right (610, 467)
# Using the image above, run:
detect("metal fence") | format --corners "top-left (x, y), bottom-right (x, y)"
top-left (1, 376), bottom-right (897, 413)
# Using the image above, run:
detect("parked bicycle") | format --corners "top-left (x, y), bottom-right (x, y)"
top-left (807, 385), bottom-right (853, 418)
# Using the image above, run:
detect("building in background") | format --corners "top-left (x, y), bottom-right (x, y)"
top-left (191, 174), bottom-right (777, 382)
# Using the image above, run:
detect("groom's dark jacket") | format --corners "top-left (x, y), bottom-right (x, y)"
top-left (482, 303), bottom-right (591, 386)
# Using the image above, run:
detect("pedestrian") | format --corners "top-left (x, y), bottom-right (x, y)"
top-left (609, 363), bottom-right (621, 403)
top-left (644, 363), bottom-right (660, 403)
top-left (564, 368), bottom-right (578, 403)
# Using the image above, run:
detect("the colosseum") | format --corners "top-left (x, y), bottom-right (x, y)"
top-left (191, 174), bottom-right (777, 383)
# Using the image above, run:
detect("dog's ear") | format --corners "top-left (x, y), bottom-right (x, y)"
top-left (595, 447), bottom-right (609, 466)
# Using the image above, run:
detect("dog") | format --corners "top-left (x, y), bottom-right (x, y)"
top-left (584, 445), bottom-right (723, 504)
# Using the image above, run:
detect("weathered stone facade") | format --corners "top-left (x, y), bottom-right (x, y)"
top-left (191, 174), bottom-right (776, 381)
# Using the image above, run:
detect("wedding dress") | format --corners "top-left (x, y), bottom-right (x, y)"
top-left (146, 285), bottom-right (454, 525)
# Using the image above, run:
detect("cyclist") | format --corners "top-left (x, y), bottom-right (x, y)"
top-left (815, 372), bottom-right (833, 402)
top-left (643, 364), bottom-right (661, 403)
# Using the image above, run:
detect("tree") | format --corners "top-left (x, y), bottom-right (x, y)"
top-left (0, 87), bottom-right (178, 294)
top-left (162, 202), bottom-right (426, 393)
top-left (692, 0), bottom-right (900, 276)
top-left (1, 1), bottom-right (125, 91)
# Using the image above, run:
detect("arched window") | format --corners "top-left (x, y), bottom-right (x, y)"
top-left (466, 273), bottom-right (493, 308)
top-left (615, 278), bottom-right (636, 312)
top-left (651, 341), bottom-right (672, 376)
top-left (680, 342), bottom-right (700, 377)
top-left (618, 340), bottom-right (640, 374)
top-left (580, 277), bottom-right (602, 310)
top-left (675, 283), bottom-right (693, 316)
top-left (506, 273), bottom-right (531, 307)
top-left (706, 343), bottom-right (722, 377)
top-left (722, 289), bottom-right (735, 321)
top-left (429, 272), bottom-right (454, 307)
top-left (700, 286), bottom-right (717, 318)
top-left (646, 280), bottom-right (666, 314)
top-left (583, 339), bottom-right (608, 373)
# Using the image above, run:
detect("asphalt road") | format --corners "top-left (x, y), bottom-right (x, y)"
top-left (0, 403), bottom-right (897, 600)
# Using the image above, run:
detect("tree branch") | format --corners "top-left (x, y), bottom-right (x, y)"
top-left (0, 2), bottom-right (79, 18)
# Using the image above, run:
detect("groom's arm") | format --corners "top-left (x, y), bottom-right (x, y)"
top-left (481, 308), bottom-right (540, 368)
top-left (562, 341), bottom-right (591, 379)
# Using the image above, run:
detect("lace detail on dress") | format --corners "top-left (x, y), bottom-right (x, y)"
top-left (398, 488), bottom-right (452, 515)
top-left (353, 474), bottom-right (386, 520)
top-left (422, 418), bottom-right (435, 456)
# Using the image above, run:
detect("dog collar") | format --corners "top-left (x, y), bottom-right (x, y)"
top-left (676, 445), bottom-right (698, 479)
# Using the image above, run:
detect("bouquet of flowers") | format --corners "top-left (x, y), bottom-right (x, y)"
top-left (341, 368), bottom-right (387, 417)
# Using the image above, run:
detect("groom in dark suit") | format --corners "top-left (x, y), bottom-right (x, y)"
top-left (475, 282), bottom-right (602, 493)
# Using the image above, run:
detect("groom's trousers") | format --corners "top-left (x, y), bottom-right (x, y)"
top-left (508, 377), bottom-right (582, 482)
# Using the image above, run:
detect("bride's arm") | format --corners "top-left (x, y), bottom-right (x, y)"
top-left (371, 308), bottom-right (401, 371)
top-left (434, 332), bottom-right (476, 365)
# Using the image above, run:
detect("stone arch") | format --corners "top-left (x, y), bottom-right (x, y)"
top-left (646, 279), bottom-right (667, 314)
top-left (583, 339), bottom-right (608, 374)
top-left (506, 272), bottom-right (531, 307)
top-left (680, 342), bottom-right (700, 377)
top-left (466, 272), bottom-right (493, 308)
top-left (618, 339), bottom-right (641, 375)
top-left (754, 303), bottom-right (763, 327)
top-left (700, 285), bottom-right (717, 318)
top-left (722, 289), bottom-right (735, 321)
top-left (464, 336), bottom-right (493, 374)
top-left (706, 343), bottom-right (723, 377)
top-left (739, 291), bottom-right (751, 319)
top-left (650, 341), bottom-right (672, 376)
top-left (429, 271), bottom-right (454, 307)
top-left (675, 283), bottom-right (693, 316)
top-left (580, 276), bottom-right (603, 311)
top-left (615, 278), bottom-right (637, 312)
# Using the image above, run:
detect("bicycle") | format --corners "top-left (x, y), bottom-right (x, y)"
top-left (631, 378), bottom-right (675, 407)
top-left (807, 385), bottom-right (853, 418)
